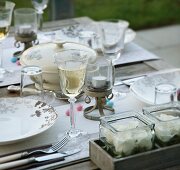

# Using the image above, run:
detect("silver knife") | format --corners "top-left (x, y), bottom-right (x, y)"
top-left (114, 75), bottom-right (146, 87)
top-left (0, 149), bottom-right (81, 170)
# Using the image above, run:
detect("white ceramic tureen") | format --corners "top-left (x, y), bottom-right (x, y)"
top-left (20, 41), bottom-right (97, 91)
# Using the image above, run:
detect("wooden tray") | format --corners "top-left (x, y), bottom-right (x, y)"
top-left (89, 140), bottom-right (180, 170)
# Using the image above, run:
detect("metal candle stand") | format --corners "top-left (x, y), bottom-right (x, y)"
top-left (14, 32), bottom-right (39, 57)
top-left (84, 87), bottom-right (114, 121)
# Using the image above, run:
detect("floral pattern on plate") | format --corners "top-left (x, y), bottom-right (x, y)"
top-left (0, 98), bottom-right (58, 145)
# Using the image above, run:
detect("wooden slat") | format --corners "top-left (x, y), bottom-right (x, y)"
top-left (56, 160), bottom-right (180, 170)
top-left (56, 160), bottom-right (99, 170)
top-left (144, 59), bottom-right (174, 70)
top-left (90, 140), bottom-right (180, 170)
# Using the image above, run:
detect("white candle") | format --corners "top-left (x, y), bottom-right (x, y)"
top-left (18, 24), bottom-right (32, 34)
top-left (92, 76), bottom-right (107, 88)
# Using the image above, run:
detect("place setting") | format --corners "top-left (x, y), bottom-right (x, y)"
top-left (0, 1), bottom-right (180, 170)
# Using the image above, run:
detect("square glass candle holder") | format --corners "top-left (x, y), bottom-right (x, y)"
top-left (143, 102), bottom-right (180, 146)
top-left (99, 112), bottom-right (155, 158)
top-left (85, 61), bottom-right (112, 91)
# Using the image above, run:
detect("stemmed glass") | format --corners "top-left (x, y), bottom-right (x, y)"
top-left (55, 49), bottom-right (90, 139)
top-left (0, 1), bottom-right (15, 74)
top-left (31, 0), bottom-right (49, 30)
top-left (100, 20), bottom-right (129, 99)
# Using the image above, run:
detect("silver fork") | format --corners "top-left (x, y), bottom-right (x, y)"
top-left (30, 135), bottom-right (69, 155)
top-left (0, 135), bottom-right (70, 164)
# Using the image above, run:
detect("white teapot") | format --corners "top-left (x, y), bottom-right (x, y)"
top-left (20, 41), bottom-right (97, 91)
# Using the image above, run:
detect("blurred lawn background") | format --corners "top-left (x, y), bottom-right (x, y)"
top-left (11, 0), bottom-right (180, 30)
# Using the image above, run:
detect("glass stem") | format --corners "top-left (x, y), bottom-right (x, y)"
top-left (37, 13), bottom-right (43, 31)
top-left (0, 41), bottom-right (3, 69)
top-left (68, 97), bottom-right (77, 130)
top-left (111, 59), bottom-right (115, 86)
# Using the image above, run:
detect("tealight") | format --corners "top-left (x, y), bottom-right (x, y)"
top-left (18, 25), bottom-right (32, 34)
top-left (92, 76), bottom-right (107, 88)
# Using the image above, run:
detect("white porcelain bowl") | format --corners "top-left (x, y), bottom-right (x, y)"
top-left (20, 42), bottom-right (97, 91)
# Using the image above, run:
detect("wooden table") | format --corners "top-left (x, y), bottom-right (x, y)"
top-left (54, 62), bottom-right (180, 170)
top-left (1, 17), bottom-right (180, 170)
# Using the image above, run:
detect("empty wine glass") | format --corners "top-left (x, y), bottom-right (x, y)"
top-left (0, 1), bottom-right (15, 74)
top-left (100, 19), bottom-right (129, 99)
top-left (55, 49), bottom-right (92, 140)
top-left (31, 0), bottom-right (49, 30)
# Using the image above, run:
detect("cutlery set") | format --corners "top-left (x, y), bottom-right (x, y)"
top-left (0, 135), bottom-right (79, 170)
top-left (0, 149), bottom-right (80, 170)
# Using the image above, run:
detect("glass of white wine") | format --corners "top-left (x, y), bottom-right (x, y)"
top-left (55, 49), bottom-right (91, 139)
top-left (0, 1), bottom-right (15, 74)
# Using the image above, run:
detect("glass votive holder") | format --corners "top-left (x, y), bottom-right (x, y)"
top-left (86, 63), bottom-right (99, 86)
top-left (85, 61), bottom-right (112, 91)
top-left (14, 8), bottom-right (37, 36)
top-left (154, 83), bottom-right (177, 104)
top-left (20, 65), bottom-right (44, 100)
top-left (78, 31), bottom-right (98, 49)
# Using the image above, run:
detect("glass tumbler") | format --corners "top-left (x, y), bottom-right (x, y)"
top-left (154, 83), bottom-right (177, 104)
top-left (20, 65), bottom-right (44, 100)
top-left (79, 31), bottom-right (98, 49)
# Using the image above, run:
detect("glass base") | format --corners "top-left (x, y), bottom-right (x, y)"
top-left (67, 128), bottom-right (89, 139)
top-left (112, 88), bottom-right (127, 100)
top-left (58, 129), bottom-right (90, 151)
top-left (0, 68), bottom-right (6, 74)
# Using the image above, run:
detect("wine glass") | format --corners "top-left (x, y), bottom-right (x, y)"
top-left (0, 1), bottom-right (15, 74)
top-left (31, 0), bottom-right (49, 30)
top-left (100, 19), bottom-right (129, 99)
top-left (54, 49), bottom-right (91, 139)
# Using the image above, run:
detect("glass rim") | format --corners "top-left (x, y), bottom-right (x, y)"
top-left (155, 83), bottom-right (177, 93)
top-left (100, 19), bottom-right (129, 28)
top-left (21, 65), bottom-right (42, 72)
top-left (14, 8), bottom-right (36, 15)
top-left (0, 1), bottom-right (15, 9)
top-left (143, 102), bottom-right (180, 123)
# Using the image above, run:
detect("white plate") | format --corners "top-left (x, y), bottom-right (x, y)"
top-left (54, 24), bottom-right (136, 45)
top-left (0, 98), bottom-right (58, 145)
top-left (130, 69), bottom-right (180, 105)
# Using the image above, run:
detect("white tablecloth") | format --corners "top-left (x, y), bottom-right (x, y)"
top-left (0, 92), bottom-right (148, 154)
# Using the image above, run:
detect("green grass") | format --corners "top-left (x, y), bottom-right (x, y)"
top-left (10, 0), bottom-right (50, 23)
top-left (10, 0), bottom-right (180, 30)
top-left (74, 0), bottom-right (180, 30)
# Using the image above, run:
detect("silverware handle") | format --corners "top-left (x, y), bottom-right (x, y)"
top-left (0, 152), bottom-right (28, 164)
top-left (0, 157), bottom-right (35, 170)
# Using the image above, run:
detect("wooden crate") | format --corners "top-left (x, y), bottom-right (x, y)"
top-left (89, 140), bottom-right (180, 170)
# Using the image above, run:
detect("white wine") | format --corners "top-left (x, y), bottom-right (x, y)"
top-left (0, 21), bottom-right (10, 41)
top-left (58, 66), bottom-right (86, 98)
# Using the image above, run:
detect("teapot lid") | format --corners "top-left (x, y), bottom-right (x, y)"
top-left (20, 41), bottom-right (97, 72)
